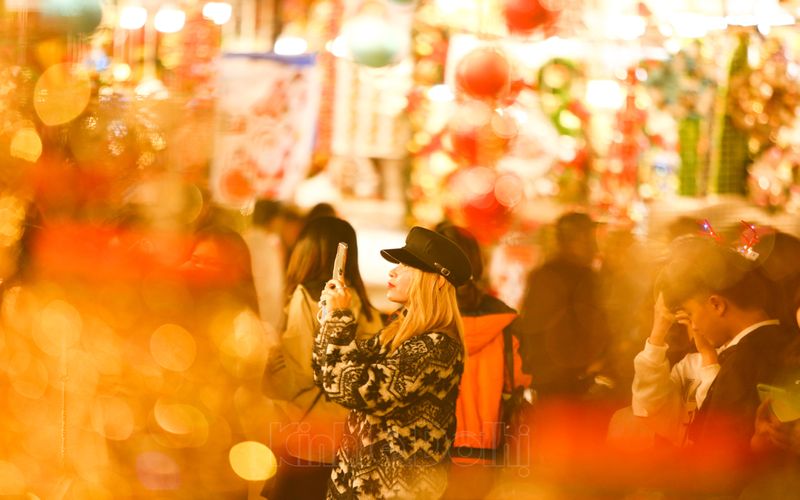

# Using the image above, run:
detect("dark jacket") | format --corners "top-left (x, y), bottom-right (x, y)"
top-left (688, 323), bottom-right (793, 454)
top-left (515, 256), bottom-right (609, 396)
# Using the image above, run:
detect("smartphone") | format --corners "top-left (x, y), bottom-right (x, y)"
top-left (318, 242), bottom-right (348, 323)
top-left (332, 242), bottom-right (348, 281)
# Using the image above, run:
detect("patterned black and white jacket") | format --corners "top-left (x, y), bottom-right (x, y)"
top-left (312, 309), bottom-right (464, 499)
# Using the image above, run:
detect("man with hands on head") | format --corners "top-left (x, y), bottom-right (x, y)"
top-left (632, 292), bottom-right (721, 446)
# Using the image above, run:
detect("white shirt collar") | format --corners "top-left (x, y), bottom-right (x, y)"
top-left (719, 319), bottom-right (780, 352)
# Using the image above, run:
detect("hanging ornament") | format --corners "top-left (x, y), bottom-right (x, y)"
top-left (445, 166), bottom-right (513, 243)
top-left (503, 0), bottom-right (557, 35)
top-left (455, 47), bottom-right (512, 102)
top-left (344, 14), bottom-right (408, 68)
top-left (40, 0), bottom-right (103, 35)
top-left (747, 145), bottom-right (800, 212)
top-left (447, 101), bottom-right (517, 166)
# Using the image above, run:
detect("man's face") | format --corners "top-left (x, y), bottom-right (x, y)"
top-left (680, 295), bottom-right (728, 348)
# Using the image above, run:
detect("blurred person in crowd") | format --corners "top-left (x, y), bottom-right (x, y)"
top-left (753, 230), bottom-right (800, 336)
top-left (313, 226), bottom-right (469, 498)
top-left (434, 222), bottom-right (531, 499)
top-left (183, 204), bottom-right (259, 311)
top-left (515, 211), bottom-right (610, 399)
top-left (243, 199), bottom-right (291, 332)
top-left (304, 202), bottom-right (338, 223)
top-left (653, 236), bottom-right (792, 491)
top-left (741, 284), bottom-right (800, 499)
top-left (261, 217), bottom-right (383, 500)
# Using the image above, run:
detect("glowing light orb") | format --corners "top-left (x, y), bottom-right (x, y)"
top-left (92, 396), bottom-right (135, 440)
top-left (9, 128), bottom-right (42, 163)
top-left (33, 63), bottom-right (91, 126)
top-left (0, 461), bottom-right (26, 495)
top-left (228, 441), bottom-right (277, 481)
top-left (150, 324), bottom-right (196, 372)
top-left (136, 451), bottom-right (181, 491)
top-left (33, 300), bottom-right (82, 356)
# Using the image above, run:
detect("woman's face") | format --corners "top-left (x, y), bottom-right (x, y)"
top-left (387, 263), bottom-right (413, 304)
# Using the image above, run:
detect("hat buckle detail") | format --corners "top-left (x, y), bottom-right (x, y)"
top-left (433, 262), bottom-right (451, 277)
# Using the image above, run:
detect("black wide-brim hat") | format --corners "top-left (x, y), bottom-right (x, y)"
top-left (381, 226), bottom-right (472, 287)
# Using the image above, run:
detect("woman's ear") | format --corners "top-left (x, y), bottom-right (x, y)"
top-left (436, 275), bottom-right (447, 289)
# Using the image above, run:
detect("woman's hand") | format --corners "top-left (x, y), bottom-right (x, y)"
top-left (320, 279), bottom-right (351, 312)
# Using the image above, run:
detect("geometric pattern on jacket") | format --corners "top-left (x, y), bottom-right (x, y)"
top-left (312, 309), bottom-right (464, 499)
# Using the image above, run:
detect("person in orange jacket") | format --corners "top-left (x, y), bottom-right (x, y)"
top-left (435, 223), bottom-right (531, 499)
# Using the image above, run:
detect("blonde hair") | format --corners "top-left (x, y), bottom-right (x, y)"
top-left (379, 267), bottom-right (464, 352)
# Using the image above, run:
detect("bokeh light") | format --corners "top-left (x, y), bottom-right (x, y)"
top-left (91, 396), bottom-right (135, 441)
top-left (150, 323), bottom-right (196, 372)
top-left (9, 127), bottom-right (43, 163)
top-left (0, 461), bottom-right (26, 495)
top-left (228, 441), bottom-right (277, 481)
top-left (33, 63), bottom-right (91, 126)
top-left (135, 451), bottom-right (181, 491)
top-left (153, 398), bottom-right (210, 447)
top-left (32, 299), bottom-right (82, 356)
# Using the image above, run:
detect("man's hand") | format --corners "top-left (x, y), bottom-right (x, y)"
top-left (650, 293), bottom-right (676, 346)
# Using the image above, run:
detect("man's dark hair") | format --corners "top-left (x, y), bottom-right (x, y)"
top-left (656, 235), bottom-right (769, 312)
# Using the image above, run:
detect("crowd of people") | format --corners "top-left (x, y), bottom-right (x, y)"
top-left (2, 191), bottom-right (800, 499)
top-left (254, 200), bottom-right (800, 499)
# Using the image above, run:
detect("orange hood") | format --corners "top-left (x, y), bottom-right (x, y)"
top-left (461, 312), bottom-right (516, 356)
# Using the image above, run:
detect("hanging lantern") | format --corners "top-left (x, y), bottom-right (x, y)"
top-left (455, 47), bottom-right (512, 102)
top-left (503, 0), bottom-right (556, 35)
top-left (40, 0), bottom-right (103, 35)
top-left (446, 166), bottom-right (513, 243)
top-left (448, 102), bottom-right (517, 166)
top-left (344, 14), bottom-right (408, 68)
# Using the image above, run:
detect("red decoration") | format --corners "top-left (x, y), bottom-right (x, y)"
top-left (455, 48), bottom-right (512, 102)
top-left (447, 104), bottom-right (517, 166)
top-left (445, 167), bottom-right (512, 243)
top-left (503, 0), bottom-right (556, 35)
top-left (219, 168), bottom-right (254, 204)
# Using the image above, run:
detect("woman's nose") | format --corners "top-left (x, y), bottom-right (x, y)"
top-left (389, 265), bottom-right (399, 277)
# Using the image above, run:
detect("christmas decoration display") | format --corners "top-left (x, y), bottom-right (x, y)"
top-left (344, 12), bottom-right (409, 68)
top-left (709, 33), bottom-right (752, 195)
top-left (729, 40), bottom-right (800, 155)
top-left (455, 46), bottom-right (512, 102)
top-left (502, 0), bottom-right (559, 35)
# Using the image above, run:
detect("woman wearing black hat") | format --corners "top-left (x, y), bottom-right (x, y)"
top-left (313, 226), bottom-right (470, 499)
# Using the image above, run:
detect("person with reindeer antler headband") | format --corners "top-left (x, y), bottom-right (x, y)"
top-left (629, 232), bottom-right (793, 494)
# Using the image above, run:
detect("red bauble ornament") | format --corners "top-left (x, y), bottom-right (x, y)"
top-left (448, 102), bottom-right (518, 166)
top-left (503, 0), bottom-right (554, 35)
top-left (455, 47), bottom-right (512, 102)
top-left (446, 166), bottom-right (512, 243)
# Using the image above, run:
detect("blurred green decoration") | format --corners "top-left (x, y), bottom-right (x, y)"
top-left (677, 114), bottom-right (700, 196)
top-left (537, 58), bottom-right (582, 134)
top-left (709, 33), bottom-right (751, 195)
top-left (41, 0), bottom-right (103, 35)
top-left (387, 0), bottom-right (416, 4)
top-left (347, 16), bottom-right (407, 68)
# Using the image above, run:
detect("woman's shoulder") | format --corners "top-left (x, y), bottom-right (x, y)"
top-left (398, 330), bottom-right (462, 355)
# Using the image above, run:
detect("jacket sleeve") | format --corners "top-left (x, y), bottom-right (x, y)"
top-left (262, 286), bottom-right (318, 401)
top-left (631, 340), bottom-right (719, 444)
top-left (313, 309), bottom-right (457, 416)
